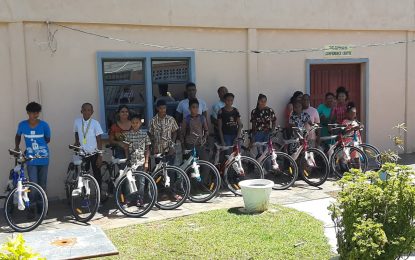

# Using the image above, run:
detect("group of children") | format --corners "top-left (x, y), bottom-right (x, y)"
top-left (14, 83), bottom-right (361, 195)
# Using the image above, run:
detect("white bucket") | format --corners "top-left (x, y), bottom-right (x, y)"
top-left (239, 179), bottom-right (274, 213)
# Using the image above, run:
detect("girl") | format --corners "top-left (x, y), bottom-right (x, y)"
top-left (250, 94), bottom-right (277, 153)
top-left (330, 86), bottom-right (349, 125)
top-left (285, 91), bottom-right (303, 127)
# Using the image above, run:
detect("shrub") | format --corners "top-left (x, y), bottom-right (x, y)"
top-left (329, 164), bottom-right (415, 259)
top-left (0, 234), bottom-right (45, 260)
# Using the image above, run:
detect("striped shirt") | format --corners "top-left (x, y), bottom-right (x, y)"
top-left (148, 114), bottom-right (178, 154)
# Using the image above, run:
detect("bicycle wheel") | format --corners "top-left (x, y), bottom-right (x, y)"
top-left (298, 148), bottom-right (329, 186)
top-left (114, 171), bottom-right (157, 217)
top-left (358, 143), bottom-right (382, 171)
top-left (224, 156), bottom-right (264, 196)
top-left (331, 146), bottom-right (368, 179)
top-left (4, 181), bottom-right (48, 232)
top-left (185, 160), bottom-right (221, 203)
top-left (65, 162), bottom-right (77, 204)
top-left (100, 161), bottom-right (113, 203)
top-left (70, 174), bottom-right (100, 223)
top-left (153, 166), bottom-right (190, 210)
top-left (262, 152), bottom-right (299, 190)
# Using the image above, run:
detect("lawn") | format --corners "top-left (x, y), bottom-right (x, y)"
top-left (105, 205), bottom-right (332, 260)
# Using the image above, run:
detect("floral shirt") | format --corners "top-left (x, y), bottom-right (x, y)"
top-left (148, 114), bottom-right (178, 154)
top-left (289, 112), bottom-right (311, 128)
top-left (250, 107), bottom-right (276, 132)
top-left (124, 130), bottom-right (151, 166)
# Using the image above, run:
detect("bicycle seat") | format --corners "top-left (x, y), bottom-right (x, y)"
top-left (214, 143), bottom-right (233, 151)
top-left (112, 157), bottom-right (127, 164)
top-left (154, 153), bottom-right (164, 159)
top-left (253, 142), bottom-right (268, 147)
top-left (320, 135), bottom-right (338, 141)
top-left (184, 150), bottom-right (192, 155)
top-left (105, 144), bottom-right (118, 149)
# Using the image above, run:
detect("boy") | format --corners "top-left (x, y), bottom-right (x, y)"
top-left (175, 82), bottom-right (208, 123)
top-left (73, 103), bottom-right (103, 188)
top-left (180, 98), bottom-right (209, 161)
top-left (15, 102), bottom-right (51, 192)
top-left (218, 93), bottom-right (243, 146)
top-left (148, 100), bottom-right (178, 165)
top-left (123, 114), bottom-right (151, 172)
top-left (123, 114), bottom-right (151, 206)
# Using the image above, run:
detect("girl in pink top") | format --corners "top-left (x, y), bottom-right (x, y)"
top-left (330, 86), bottom-right (349, 125)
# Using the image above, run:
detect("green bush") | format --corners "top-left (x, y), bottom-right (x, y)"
top-left (329, 163), bottom-right (415, 259)
top-left (0, 234), bottom-right (44, 260)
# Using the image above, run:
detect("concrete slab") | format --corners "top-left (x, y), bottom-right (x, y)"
top-left (0, 226), bottom-right (118, 260)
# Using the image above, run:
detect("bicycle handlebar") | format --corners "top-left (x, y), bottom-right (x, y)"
top-left (8, 149), bottom-right (47, 162)
top-left (68, 145), bottom-right (104, 157)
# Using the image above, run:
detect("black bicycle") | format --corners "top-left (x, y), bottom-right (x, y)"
top-left (65, 145), bottom-right (102, 223)
top-left (2, 149), bottom-right (48, 232)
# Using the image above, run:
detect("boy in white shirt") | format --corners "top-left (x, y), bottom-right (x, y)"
top-left (73, 103), bottom-right (104, 187)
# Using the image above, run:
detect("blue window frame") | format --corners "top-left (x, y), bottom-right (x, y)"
top-left (97, 51), bottom-right (196, 132)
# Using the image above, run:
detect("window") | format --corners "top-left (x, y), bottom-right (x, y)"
top-left (152, 59), bottom-right (190, 117)
top-left (97, 52), bottom-right (195, 133)
top-left (102, 60), bottom-right (146, 130)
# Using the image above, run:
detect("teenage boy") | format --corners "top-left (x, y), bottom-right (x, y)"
top-left (175, 82), bottom-right (208, 123)
top-left (73, 103), bottom-right (103, 187)
top-left (15, 102), bottom-right (51, 191)
top-left (148, 100), bottom-right (179, 164)
top-left (217, 93), bottom-right (243, 146)
top-left (180, 98), bottom-right (209, 161)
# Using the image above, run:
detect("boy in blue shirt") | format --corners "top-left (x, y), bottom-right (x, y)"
top-left (15, 102), bottom-right (51, 191)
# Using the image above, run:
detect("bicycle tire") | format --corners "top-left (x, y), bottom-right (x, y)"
top-left (262, 152), bottom-right (298, 190)
top-left (224, 155), bottom-right (264, 196)
top-left (114, 171), bottom-right (157, 218)
top-left (298, 148), bottom-right (329, 187)
top-left (185, 160), bottom-right (221, 203)
top-left (330, 146), bottom-right (368, 179)
top-left (152, 166), bottom-right (190, 210)
top-left (358, 143), bottom-right (382, 171)
top-left (100, 161), bottom-right (113, 203)
top-left (65, 162), bottom-right (77, 204)
top-left (4, 181), bottom-right (48, 232)
top-left (70, 174), bottom-right (100, 223)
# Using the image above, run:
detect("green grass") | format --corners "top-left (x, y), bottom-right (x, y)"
top-left (105, 205), bottom-right (332, 260)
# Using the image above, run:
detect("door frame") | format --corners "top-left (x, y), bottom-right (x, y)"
top-left (305, 58), bottom-right (370, 142)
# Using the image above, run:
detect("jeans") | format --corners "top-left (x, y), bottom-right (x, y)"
top-left (223, 134), bottom-right (237, 146)
top-left (254, 131), bottom-right (270, 155)
top-left (27, 165), bottom-right (48, 192)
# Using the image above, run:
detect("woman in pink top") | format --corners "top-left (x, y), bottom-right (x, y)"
top-left (330, 86), bottom-right (349, 125)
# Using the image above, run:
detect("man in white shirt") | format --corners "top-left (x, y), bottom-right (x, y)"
top-left (211, 86), bottom-right (228, 141)
top-left (175, 82), bottom-right (208, 123)
top-left (73, 103), bottom-right (104, 187)
top-left (302, 94), bottom-right (320, 147)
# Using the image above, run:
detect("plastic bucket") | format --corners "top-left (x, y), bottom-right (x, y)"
top-left (239, 179), bottom-right (274, 213)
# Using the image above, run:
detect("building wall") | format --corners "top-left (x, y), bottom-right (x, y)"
top-left (0, 1), bottom-right (414, 198)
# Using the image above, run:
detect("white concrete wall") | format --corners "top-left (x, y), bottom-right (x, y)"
top-left (0, 1), bottom-right (414, 198)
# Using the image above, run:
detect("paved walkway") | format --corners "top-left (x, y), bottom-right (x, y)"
top-left (0, 179), bottom-right (340, 233)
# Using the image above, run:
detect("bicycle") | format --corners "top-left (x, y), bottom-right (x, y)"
top-left (241, 129), bottom-right (299, 190)
top-left (65, 145), bottom-right (102, 222)
top-left (150, 144), bottom-right (191, 210)
top-left (324, 124), bottom-right (368, 179)
top-left (1, 149), bottom-right (48, 232)
top-left (212, 130), bottom-right (264, 196)
top-left (276, 125), bottom-right (329, 186)
top-left (100, 142), bottom-right (157, 217)
top-left (179, 133), bottom-right (221, 202)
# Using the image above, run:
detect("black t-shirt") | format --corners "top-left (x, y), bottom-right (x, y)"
top-left (218, 107), bottom-right (240, 135)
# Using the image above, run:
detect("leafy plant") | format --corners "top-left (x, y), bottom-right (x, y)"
top-left (380, 123), bottom-right (407, 164)
top-left (329, 164), bottom-right (415, 259)
top-left (0, 234), bottom-right (44, 260)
